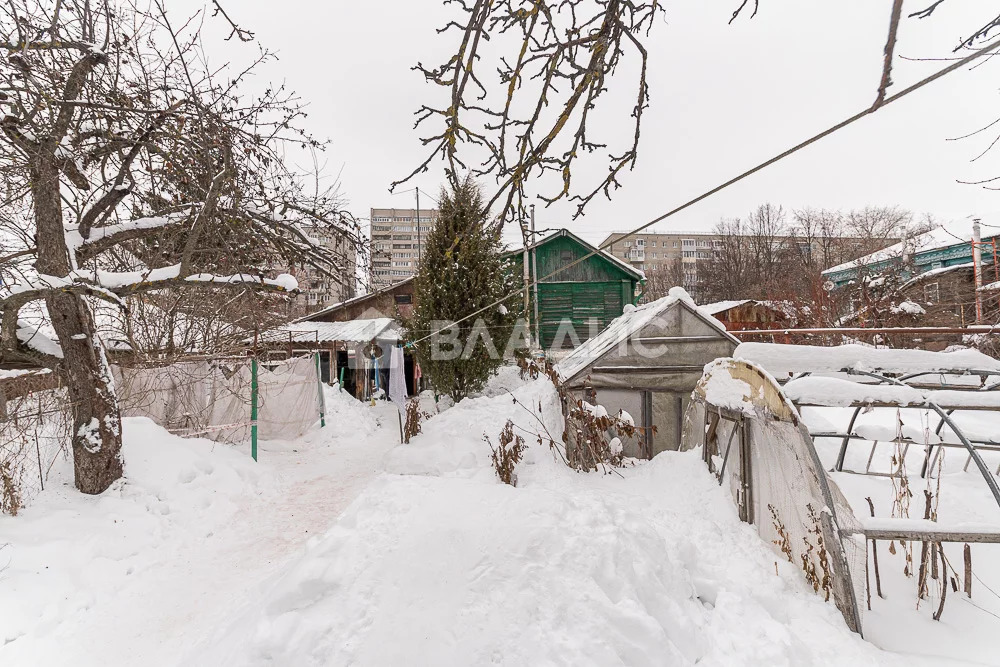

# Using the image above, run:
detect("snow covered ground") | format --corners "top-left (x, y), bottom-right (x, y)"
top-left (1, 370), bottom-right (996, 665)
top-left (805, 405), bottom-right (1000, 665)
top-left (0, 386), bottom-right (398, 666)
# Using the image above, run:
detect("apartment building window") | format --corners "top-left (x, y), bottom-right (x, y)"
top-left (696, 251), bottom-right (710, 259)
top-left (636, 239), bottom-right (645, 247)
top-left (682, 239), bottom-right (695, 247)
top-left (650, 241), bottom-right (656, 247)
top-left (396, 217), bottom-right (412, 222)
top-left (672, 241), bottom-right (679, 248)
top-left (624, 241), bottom-right (632, 247)
top-left (651, 252), bottom-right (658, 259)
top-left (373, 217), bottom-right (391, 222)
top-left (682, 250), bottom-right (695, 258)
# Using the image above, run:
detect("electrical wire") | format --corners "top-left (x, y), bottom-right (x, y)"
top-left (407, 35), bottom-right (1000, 347)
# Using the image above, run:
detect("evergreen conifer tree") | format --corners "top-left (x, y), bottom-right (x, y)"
top-left (406, 178), bottom-right (522, 401)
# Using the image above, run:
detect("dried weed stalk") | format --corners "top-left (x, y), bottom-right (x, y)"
top-left (768, 504), bottom-right (794, 563)
top-left (402, 399), bottom-right (428, 444)
top-left (485, 419), bottom-right (527, 486)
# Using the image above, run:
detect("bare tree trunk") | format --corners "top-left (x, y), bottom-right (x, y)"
top-left (33, 160), bottom-right (123, 495)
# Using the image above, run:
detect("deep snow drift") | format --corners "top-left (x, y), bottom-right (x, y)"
top-left (1, 370), bottom-right (993, 666)
top-left (0, 386), bottom-right (398, 666)
top-left (197, 378), bottom-right (906, 667)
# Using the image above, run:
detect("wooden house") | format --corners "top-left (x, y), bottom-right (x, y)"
top-left (506, 229), bottom-right (645, 350)
top-left (302, 278), bottom-right (415, 323)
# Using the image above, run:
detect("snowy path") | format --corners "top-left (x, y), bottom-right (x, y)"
top-left (0, 388), bottom-right (399, 667)
top-left (5, 374), bottom-right (998, 665)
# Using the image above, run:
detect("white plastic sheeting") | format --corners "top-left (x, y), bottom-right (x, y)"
top-left (683, 358), bottom-right (866, 634)
top-left (114, 356), bottom-right (322, 443)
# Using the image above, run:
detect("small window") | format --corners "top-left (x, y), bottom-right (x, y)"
top-left (394, 294), bottom-right (413, 305)
top-left (636, 239), bottom-right (645, 247)
top-left (560, 250), bottom-right (573, 261)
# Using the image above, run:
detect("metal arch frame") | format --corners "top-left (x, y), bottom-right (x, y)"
top-left (687, 369), bottom-right (864, 635)
top-left (836, 368), bottom-right (1000, 510)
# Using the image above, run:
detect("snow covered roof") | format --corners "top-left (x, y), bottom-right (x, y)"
top-left (267, 318), bottom-right (401, 344)
top-left (736, 342), bottom-right (1000, 376)
top-left (701, 300), bottom-right (752, 315)
top-left (822, 221), bottom-right (998, 277)
top-left (555, 287), bottom-right (738, 382)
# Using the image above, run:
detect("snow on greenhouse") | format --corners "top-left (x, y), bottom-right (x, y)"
top-left (554, 287), bottom-right (737, 457)
top-left (678, 343), bottom-right (1000, 652)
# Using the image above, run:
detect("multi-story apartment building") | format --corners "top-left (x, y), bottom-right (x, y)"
top-left (287, 224), bottom-right (358, 318)
top-left (601, 229), bottom-right (885, 302)
top-left (369, 207), bottom-right (440, 289)
top-left (601, 230), bottom-right (723, 300)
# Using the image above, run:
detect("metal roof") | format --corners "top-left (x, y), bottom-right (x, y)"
top-left (701, 299), bottom-right (752, 315)
top-left (266, 318), bottom-right (401, 344)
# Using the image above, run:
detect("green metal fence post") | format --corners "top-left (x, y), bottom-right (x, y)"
top-left (250, 357), bottom-right (259, 462)
top-left (315, 352), bottom-right (326, 427)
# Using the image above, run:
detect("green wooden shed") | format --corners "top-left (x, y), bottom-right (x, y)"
top-left (506, 229), bottom-right (645, 349)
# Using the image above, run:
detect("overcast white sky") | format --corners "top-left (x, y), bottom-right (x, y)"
top-left (179, 0), bottom-right (1000, 246)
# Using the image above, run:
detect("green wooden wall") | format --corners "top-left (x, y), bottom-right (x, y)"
top-left (507, 233), bottom-right (641, 348)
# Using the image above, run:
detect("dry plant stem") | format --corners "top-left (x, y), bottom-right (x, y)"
top-left (933, 545), bottom-right (948, 621)
top-left (964, 544), bottom-right (973, 597)
top-left (485, 419), bottom-right (526, 486)
top-left (866, 496), bottom-right (884, 599)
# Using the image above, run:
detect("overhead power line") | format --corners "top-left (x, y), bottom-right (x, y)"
top-left (408, 34), bottom-right (1000, 347)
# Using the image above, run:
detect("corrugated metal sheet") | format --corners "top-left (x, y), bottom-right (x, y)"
top-left (267, 318), bottom-right (401, 344)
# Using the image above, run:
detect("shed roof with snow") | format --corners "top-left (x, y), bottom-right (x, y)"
top-left (822, 221), bottom-right (1000, 287)
top-left (556, 287), bottom-right (738, 387)
top-left (266, 317), bottom-right (401, 345)
top-left (555, 287), bottom-right (739, 458)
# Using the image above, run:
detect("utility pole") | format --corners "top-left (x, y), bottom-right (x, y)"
top-left (530, 204), bottom-right (540, 349)
top-left (523, 212), bottom-right (531, 348)
top-left (973, 218), bottom-right (983, 324)
top-left (415, 188), bottom-right (422, 266)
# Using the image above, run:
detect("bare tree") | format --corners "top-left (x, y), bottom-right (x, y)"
top-left (393, 0), bottom-right (665, 249)
top-left (696, 203), bottom-right (913, 325)
top-left (639, 257), bottom-right (684, 303)
top-left (0, 1), bottom-right (358, 494)
top-left (698, 204), bottom-right (797, 303)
